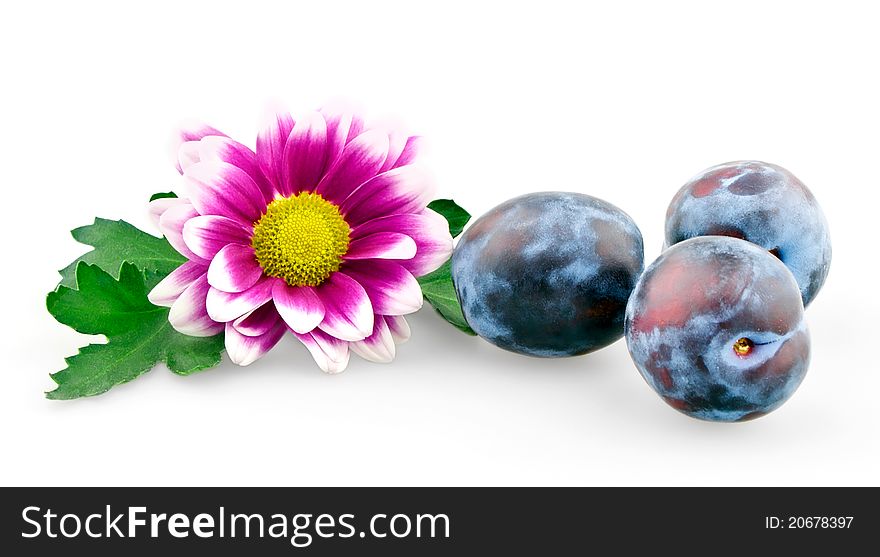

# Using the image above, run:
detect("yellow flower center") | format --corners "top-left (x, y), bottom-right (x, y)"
top-left (251, 193), bottom-right (351, 287)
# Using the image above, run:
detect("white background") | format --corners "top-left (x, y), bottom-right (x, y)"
top-left (1, 0), bottom-right (877, 486)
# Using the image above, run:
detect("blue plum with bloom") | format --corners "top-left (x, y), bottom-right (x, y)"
top-left (625, 236), bottom-right (810, 422)
top-left (665, 160), bottom-right (831, 306)
top-left (452, 192), bottom-right (644, 357)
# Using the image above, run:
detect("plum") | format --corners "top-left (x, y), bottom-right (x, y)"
top-left (665, 161), bottom-right (831, 306)
top-left (451, 192), bottom-right (644, 357)
top-left (625, 236), bottom-right (810, 422)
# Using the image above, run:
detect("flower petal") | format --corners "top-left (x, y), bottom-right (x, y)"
top-left (207, 244), bottom-right (264, 293)
top-left (256, 109), bottom-right (295, 192)
top-left (158, 202), bottom-right (205, 262)
top-left (350, 316), bottom-right (396, 363)
top-left (345, 232), bottom-right (417, 261)
top-left (176, 121), bottom-right (227, 144)
top-left (197, 136), bottom-right (274, 203)
top-left (177, 141), bottom-right (202, 173)
top-left (172, 121), bottom-right (227, 173)
top-left (281, 111), bottom-right (328, 196)
top-left (233, 302), bottom-right (281, 337)
top-left (148, 196), bottom-right (185, 228)
top-left (206, 278), bottom-right (275, 322)
top-left (225, 319), bottom-right (286, 366)
top-left (342, 260), bottom-right (423, 316)
top-left (385, 315), bottom-right (411, 343)
top-left (340, 164), bottom-right (437, 226)
top-left (183, 215), bottom-right (253, 260)
top-left (391, 136), bottom-right (422, 168)
top-left (314, 272), bottom-right (374, 341)
top-left (351, 210), bottom-right (453, 276)
top-left (184, 161), bottom-right (266, 225)
top-left (148, 261), bottom-right (207, 307)
top-left (272, 282), bottom-right (325, 334)
top-left (295, 329), bottom-right (351, 374)
top-left (168, 274), bottom-right (223, 337)
top-left (320, 104), bottom-right (363, 172)
top-left (380, 132), bottom-right (408, 173)
top-left (314, 130), bottom-right (389, 204)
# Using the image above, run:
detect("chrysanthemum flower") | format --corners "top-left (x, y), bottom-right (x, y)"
top-left (147, 107), bottom-right (453, 372)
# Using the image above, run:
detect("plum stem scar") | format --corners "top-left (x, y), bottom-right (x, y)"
top-left (733, 337), bottom-right (754, 357)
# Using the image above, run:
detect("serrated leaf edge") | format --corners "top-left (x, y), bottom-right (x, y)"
top-left (46, 261), bottom-right (225, 399)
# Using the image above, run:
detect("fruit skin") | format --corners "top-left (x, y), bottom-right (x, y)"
top-left (665, 161), bottom-right (831, 307)
top-left (452, 192), bottom-right (644, 357)
top-left (625, 236), bottom-right (810, 422)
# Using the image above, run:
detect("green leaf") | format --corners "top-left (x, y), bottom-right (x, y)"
top-left (58, 218), bottom-right (187, 289)
top-left (149, 191), bottom-right (178, 202)
top-left (46, 262), bottom-right (224, 400)
top-left (417, 260), bottom-right (475, 335)
top-left (418, 199), bottom-right (475, 334)
top-left (427, 199), bottom-right (471, 238)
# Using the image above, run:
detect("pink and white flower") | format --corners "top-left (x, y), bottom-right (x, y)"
top-left (148, 106), bottom-right (453, 373)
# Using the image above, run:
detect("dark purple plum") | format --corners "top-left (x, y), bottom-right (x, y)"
top-left (452, 192), bottom-right (644, 357)
top-left (625, 236), bottom-right (810, 422)
top-left (665, 161), bottom-right (831, 306)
